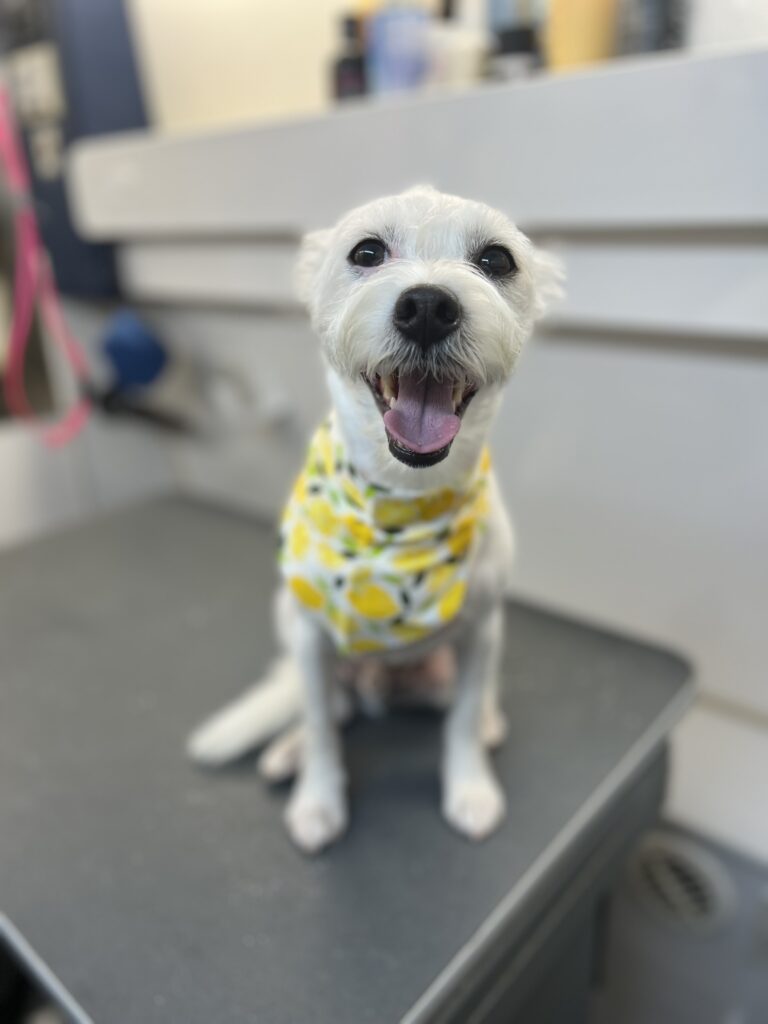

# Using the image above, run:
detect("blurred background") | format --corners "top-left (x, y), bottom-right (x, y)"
top-left (0, 1), bottom-right (766, 1022)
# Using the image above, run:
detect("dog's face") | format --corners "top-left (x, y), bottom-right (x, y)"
top-left (297, 186), bottom-right (560, 478)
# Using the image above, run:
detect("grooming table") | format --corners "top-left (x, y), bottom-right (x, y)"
top-left (0, 498), bottom-right (692, 1023)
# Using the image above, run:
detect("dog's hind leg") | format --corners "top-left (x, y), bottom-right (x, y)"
top-left (442, 603), bottom-right (506, 840)
top-left (258, 723), bottom-right (304, 783)
top-left (259, 685), bottom-right (353, 784)
top-left (186, 654), bottom-right (302, 766)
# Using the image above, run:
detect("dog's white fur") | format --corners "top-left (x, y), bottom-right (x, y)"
top-left (188, 186), bottom-right (561, 853)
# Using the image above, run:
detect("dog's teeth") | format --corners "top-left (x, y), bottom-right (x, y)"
top-left (381, 375), bottom-right (396, 402)
top-left (452, 383), bottom-right (464, 408)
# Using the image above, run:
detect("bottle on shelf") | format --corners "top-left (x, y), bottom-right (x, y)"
top-left (332, 14), bottom-right (368, 101)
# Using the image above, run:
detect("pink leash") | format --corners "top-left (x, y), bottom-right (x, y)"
top-left (0, 86), bottom-right (90, 447)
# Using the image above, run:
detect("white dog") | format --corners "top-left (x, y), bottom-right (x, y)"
top-left (188, 186), bottom-right (561, 853)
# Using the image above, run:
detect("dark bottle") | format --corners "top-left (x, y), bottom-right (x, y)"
top-left (332, 15), bottom-right (367, 101)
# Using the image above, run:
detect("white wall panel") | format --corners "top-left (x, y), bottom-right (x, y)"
top-left (118, 240), bottom-right (297, 308)
top-left (668, 705), bottom-right (768, 864)
top-left (0, 424), bottom-right (91, 550)
top-left (496, 333), bottom-right (768, 716)
top-left (546, 242), bottom-right (768, 341)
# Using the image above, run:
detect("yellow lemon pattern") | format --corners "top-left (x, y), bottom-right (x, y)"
top-left (278, 415), bottom-right (491, 653)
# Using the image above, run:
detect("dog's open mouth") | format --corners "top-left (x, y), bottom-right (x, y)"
top-left (363, 371), bottom-right (477, 468)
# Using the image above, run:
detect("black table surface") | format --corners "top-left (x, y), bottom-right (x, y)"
top-left (0, 498), bottom-right (692, 1024)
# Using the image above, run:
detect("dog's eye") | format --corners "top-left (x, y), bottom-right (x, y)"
top-left (348, 238), bottom-right (387, 268)
top-left (476, 245), bottom-right (517, 278)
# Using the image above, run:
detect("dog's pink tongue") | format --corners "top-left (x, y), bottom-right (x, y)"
top-left (383, 373), bottom-right (460, 454)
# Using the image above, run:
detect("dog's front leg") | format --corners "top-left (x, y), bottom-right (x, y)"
top-left (443, 603), bottom-right (506, 840)
top-left (284, 615), bottom-right (347, 853)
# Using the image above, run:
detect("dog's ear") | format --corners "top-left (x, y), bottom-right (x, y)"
top-left (295, 228), bottom-right (332, 310)
top-left (530, 246), bottom-right (565, 321)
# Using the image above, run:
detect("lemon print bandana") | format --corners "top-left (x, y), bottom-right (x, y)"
top-left (278, 415), bottom-right (491, 655)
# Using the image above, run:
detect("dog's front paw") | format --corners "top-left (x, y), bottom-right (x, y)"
top-left (443, 771), bottom-right (506, 841)
top-left (285, 782), bottom-right (347, 854)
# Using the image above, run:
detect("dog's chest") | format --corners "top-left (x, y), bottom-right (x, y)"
top-left (278, 417), bottom-right (491, 655)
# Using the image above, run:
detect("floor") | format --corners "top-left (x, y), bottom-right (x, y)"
top-left (590, 824), bottom-right (768, 1024)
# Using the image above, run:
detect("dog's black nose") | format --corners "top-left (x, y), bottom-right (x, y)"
top-left (393, 286), bottom-right (461, 347)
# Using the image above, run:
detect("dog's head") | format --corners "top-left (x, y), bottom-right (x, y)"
top-left (297, 186), bottom-right (562, 480)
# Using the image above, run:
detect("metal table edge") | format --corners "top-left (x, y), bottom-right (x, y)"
top-left (400, 678), bottom-right (695, 1024)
